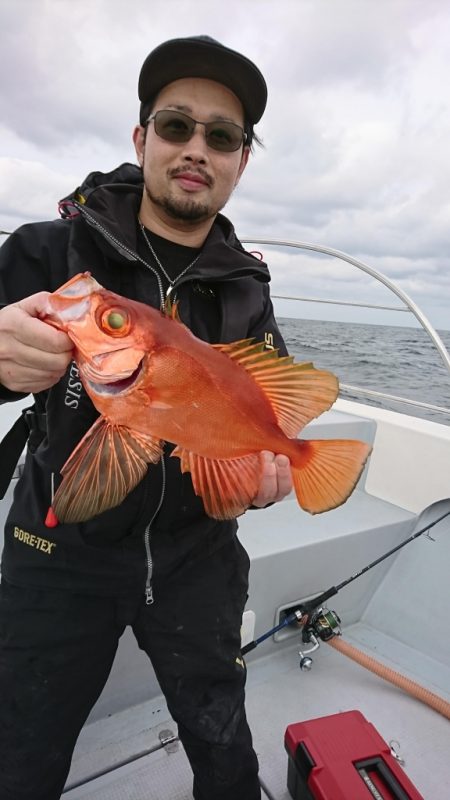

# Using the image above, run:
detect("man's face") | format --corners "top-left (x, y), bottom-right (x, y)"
top-left (134, 77), bottom-right (249, 226)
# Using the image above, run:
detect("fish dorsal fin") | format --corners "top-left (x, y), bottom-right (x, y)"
top-left (213, 339), bottom-right (339, 437)
top-left (173, 446), bottom-right (261, 520)
top-left (53, 416), bottom-right (163, 523)
top-left (163, 295), bottom-right (181, 321)
top-left (211, 338), bottom-right (255, 354)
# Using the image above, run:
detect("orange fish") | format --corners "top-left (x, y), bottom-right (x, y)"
top-left (41, 272), bottom-right (371, 524)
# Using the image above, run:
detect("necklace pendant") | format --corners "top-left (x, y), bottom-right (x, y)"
top-left (139, 222), bottom-right (201, 308)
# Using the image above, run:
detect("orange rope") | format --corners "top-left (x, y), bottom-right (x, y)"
top-left (328, 636), bottom-right (450, 721)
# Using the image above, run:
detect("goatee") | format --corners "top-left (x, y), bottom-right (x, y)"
top-left (145, 186), bottom-right (214, 223)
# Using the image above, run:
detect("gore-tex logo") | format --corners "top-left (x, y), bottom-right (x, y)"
top-left (13, 527), bottom-right (56, 554)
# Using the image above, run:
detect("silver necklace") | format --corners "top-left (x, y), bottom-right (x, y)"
top-left (139, 222), bottom-right (201, 293)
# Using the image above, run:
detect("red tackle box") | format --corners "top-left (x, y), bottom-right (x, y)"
top-left (285, 710), bottom-right (424, 800)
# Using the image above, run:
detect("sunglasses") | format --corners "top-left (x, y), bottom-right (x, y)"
top-left (146, 109), bottom-right (247, 152)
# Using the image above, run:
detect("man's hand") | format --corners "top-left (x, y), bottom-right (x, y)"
top-left (0, 293), bottom-right (73, 393)
top-left (252, 450), bottom-right (293, 508)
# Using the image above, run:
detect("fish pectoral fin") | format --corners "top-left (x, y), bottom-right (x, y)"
top-left (291, 438), bottom-right (372, 514)
top-left (172, 447), bottom-right (262, 520)
top-left (53, 416), bottom-right (163, 523)
top-left (212, 339), bottom-right (338, 436)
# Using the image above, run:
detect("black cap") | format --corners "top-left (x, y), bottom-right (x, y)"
top-left (138, 35), bottom-right (267, 125)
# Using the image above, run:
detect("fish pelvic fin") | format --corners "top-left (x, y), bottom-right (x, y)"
top-left (212, 339), bottom-right (339, 436)
top-left (53, 416), bottom-right (163, 523)
top-left (291, 438), bottom-right (372, 514)
top-left (172, 446), bottom-right (262, 520)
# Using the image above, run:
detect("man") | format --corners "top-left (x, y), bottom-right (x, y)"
top-left (0, 36), bottom-right (291, 799)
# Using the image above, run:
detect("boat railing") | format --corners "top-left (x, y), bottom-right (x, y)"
top-left (242, 238), bottom-right (450, 418)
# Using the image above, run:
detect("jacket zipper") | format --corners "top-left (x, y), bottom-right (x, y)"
top-left (74, 201), bottom-right (173, 604)
top-left (143, 455), bottom-right (167, 604)
top-left (73, 202), bottom-right (166, 307)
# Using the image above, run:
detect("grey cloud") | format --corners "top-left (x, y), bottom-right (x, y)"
top-left (1, 0), bottom-right (450, 328)
top-left (0, 1), bottom-right (168, 150)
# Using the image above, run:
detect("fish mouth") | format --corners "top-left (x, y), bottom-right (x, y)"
top-left (86, 359), bottom-right (144, 396)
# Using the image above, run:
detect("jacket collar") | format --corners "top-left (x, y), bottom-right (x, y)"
top-left (60, 163), bottom-right (270, 285)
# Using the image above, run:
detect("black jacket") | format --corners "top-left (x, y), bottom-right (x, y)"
top-left (0, 163), bottom-right (286, 596)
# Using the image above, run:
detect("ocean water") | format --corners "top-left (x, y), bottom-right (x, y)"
top-left (277, 318), bottom-right (450, 426)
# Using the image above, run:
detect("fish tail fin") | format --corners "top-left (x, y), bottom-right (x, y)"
top-left (290, 438), bottom-right (372, 514)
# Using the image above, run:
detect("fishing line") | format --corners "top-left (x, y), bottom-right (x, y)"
top-left (241, 507), bottom-right (450, 655)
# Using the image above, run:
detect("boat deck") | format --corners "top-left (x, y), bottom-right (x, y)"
top-left (60, 403), bottom-right (450, 799)
top-left (63, 622), bottom-right (450, 799)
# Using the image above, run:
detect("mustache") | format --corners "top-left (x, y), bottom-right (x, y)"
top-left (168, 166), bottom-right (213, 187)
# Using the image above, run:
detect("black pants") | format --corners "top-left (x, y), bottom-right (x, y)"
top-left (0, 536), bottom-right (260, 800)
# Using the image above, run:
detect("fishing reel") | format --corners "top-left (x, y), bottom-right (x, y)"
top-left (298, 607), bottom-right (341, 671)
top-left (240, 503), bottom-right (449, 665)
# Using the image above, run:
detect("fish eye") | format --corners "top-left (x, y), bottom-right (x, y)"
top-left (99, 307), bottom-right (131, 336)
top-left (107, 312), bottom-right (125, 329)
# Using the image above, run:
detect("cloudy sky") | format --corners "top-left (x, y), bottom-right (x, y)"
top-left (1, 0), bottom-right (450, 330)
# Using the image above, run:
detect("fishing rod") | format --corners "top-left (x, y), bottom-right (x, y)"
top-left (241, 504), bottom-right (450, 659)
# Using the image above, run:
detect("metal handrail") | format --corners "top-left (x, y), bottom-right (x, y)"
top-left (272, 294), bottom-right (410, 312)
top-left (340, 384), bottom-right (449, 415)
top-left (242, 238), bottom-right (450, 377)
top-left (242, 238), bottom-right (450, 417)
